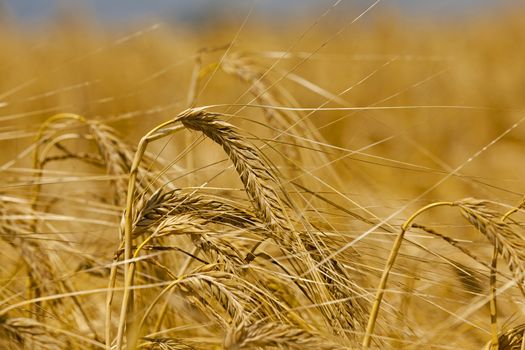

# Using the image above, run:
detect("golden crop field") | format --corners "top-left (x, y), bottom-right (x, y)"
top-left (1, 3), bottom-right (525, 349)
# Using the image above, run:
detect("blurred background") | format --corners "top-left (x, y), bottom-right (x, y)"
top-left (1, 0), bottom-right (522, 26)
top-left (1, 0), bottom-right (524, 202)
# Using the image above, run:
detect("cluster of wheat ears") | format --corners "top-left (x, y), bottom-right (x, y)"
top-left (1, 40), bottom-right (525, 350)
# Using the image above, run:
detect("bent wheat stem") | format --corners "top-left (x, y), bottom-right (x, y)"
top-left (362, 201), bottom-right (454, 348)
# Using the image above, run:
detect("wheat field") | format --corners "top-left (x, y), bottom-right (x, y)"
top-left (1, 3), bottom-right (525, 349)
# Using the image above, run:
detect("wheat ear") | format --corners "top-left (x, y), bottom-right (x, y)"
top-left (116, 107), bottom-right (296, 348)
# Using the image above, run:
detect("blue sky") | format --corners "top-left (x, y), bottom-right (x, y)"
top-left (1, 0), bottom-right (520, 25)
